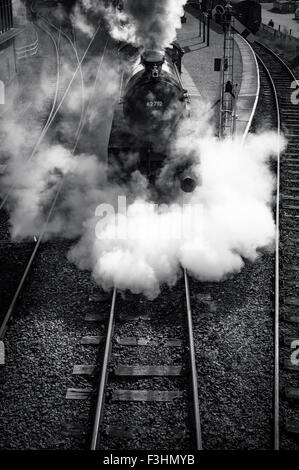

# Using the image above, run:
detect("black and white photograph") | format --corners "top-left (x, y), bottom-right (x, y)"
top-left (0, 0), bottom-right (299, 458)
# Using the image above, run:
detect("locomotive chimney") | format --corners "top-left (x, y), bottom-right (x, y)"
top-left (141, 50), bottom-right (165, 78)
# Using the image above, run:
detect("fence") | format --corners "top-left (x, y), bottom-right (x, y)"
top-left (15, 30), bottom-right (39, 60)
top-left (261, 23), bottom-right (299, 45)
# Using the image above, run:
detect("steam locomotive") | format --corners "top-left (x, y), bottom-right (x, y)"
top-left (108, 43), bottom-right (196, 195)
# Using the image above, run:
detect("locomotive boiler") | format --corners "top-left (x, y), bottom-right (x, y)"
top-left (108, 43), bottom-right (194, 194)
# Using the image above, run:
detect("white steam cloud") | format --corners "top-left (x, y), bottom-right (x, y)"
top-left (1, 2), bottom-right (285, 301)
top-left (0, 30), bottom-right (120, 240)
top-left (73, 0), bottom-right (187, 50)
top-left (68, 130), bottom-right (284, 299)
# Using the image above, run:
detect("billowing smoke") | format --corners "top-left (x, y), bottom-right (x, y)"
top-left (0, 21), bottom-right (120, 240)
top-left (68, 129), bottom-right (284, 299)
top-left (71, 2), bottom-right (96, 38)
top-left (1, 2), bottom-right (286, 301)
top-left (120, 0), bottom-right (187, 49)
top-left (73, 0), bottom-right (187, 50)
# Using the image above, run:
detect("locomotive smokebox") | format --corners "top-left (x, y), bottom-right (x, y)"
top-left (123, 48), bottom-right (187, 137)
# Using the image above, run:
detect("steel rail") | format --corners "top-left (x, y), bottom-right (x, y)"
top-left (90, 287), bottom-right (117, 450)
top-left (0, 23), bottom-right (102, 211)
top-left (38, 15), bottom-right (86, 140)
top-left (184, 268), bottom-right (202, 450)
top-left (253, 45), bottom-right (282, 451)
top-left (255, 41), bottom-right (298, 83)
top-left (0, 22), bottom-right (61, 210)
top-left (0, 29), bottom-right (107, 362)
top-left (90, 270), bottom-right (203, 450)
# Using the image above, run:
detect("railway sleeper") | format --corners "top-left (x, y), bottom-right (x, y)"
top-left (282, 280), bottom-right (299, 289)
top-left (113, 365), bottom-right (183, 377)
top-left (283, 170), bottom-right (299, 175)
top-left (73, 365), bottom-right (96, 376)
top-left (81, 335), bottom-right (105, 345)
top-left (284, 297), bottom-right (299, 307)
top-left (283, 312), bottom-right (299, 324)
top-left (62, 422), bottom-right (88, 437)
top-left (285, 420), bottom-right (299, 435)
top-left (102, 424), bottom-right (186, 440)
top-left (109, 390), bottom-right (183, 402)
top-left (282, 195), bottom-right (299, 201)
top-left (282, 190), bottom-right (299, 196)
top-left (84, 313), bottom-right (107, 322)
top-left (115, 336), bottom-right (183, 347)
top-left (283, 162), bottom-right (299, 167)
top-left (285, 388), bottom-right (299, 401)
top-left (281, 205), bottom-right (299, 211)
top-left (281, 180), bottom-right (299, 185)
top-left (66, 388), bottom-right (93, 400)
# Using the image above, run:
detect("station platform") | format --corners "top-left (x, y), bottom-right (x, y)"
top-left (176, 10), bottom-right (259, 138)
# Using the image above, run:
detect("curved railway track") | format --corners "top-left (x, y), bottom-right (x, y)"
top-left (0, 22), bottom-right (104, 364)
top-left (0, 21), bottom-right (61, 211)
top-left (0, 15), bottom-right (90, 210)
top-left (253, 41), bottom-right (299, 450)
top-left (0, 20), bottom-right (63, 363)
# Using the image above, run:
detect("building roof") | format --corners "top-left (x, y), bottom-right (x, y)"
top-left (0, 28), bottom-right (24, 46)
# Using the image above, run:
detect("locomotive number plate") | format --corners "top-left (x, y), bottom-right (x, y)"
top-left (146, 101), bottom-right (163, 107)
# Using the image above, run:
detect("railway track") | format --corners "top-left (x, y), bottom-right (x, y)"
top-left (253, 41), bottom-right (299, 450)
top-left (0, 22), bottom-right (104, 364)
top-left (0, 21), bottom-right (63, 363)
top-left (66, 271), bottom-right (202, 450)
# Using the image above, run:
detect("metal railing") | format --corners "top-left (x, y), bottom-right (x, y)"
top-left (15, 30), bottom-right (39, 60)
top-left (261, 23), bottom-right (299, 43)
